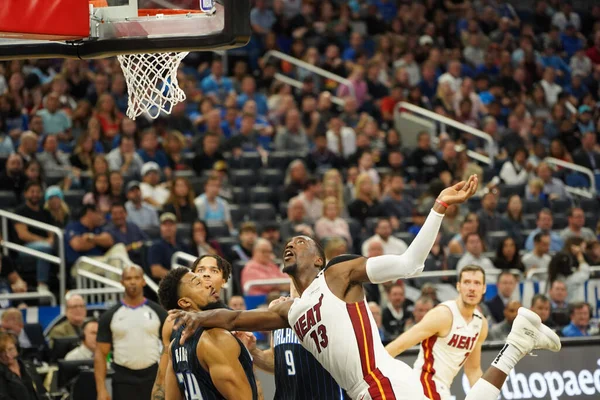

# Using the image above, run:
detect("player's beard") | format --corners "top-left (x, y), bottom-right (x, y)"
top-left (282, 263), bottom-right (298, 276)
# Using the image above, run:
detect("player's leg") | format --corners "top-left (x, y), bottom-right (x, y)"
top-left (465, 308), bottom-right (561, 400)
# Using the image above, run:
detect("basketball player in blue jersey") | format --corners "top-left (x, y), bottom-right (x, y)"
top-left (238, 282), bottom-right (348, 400)
top-left (151, 255), bottom-right (231, 400)
top-left (171, 176), bottom-right (561, 400)
top-left (159, 266), bottom-right (258, 400)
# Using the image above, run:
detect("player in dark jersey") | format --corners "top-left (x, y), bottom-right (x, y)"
top-left (152, 255), bottom-right (232, 400)
top-left (238, 283), bottom-right (348, 400)
top-left (159, 266), bottom-right (258, 400)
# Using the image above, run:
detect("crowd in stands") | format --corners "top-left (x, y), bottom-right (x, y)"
top-left (1, 1), bottom-right (600, 394)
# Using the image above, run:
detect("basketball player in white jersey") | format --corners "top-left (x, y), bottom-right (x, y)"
top-left (386, 265), bottom-right (488, 400)
top-left (170, 176), bottom-right (561, 400)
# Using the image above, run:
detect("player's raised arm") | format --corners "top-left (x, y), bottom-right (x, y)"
top-left (198, 329), bottom-right (254, 400)
top-left (385, 305), bottom-right (453, 357)
top-left (463, 317), bottom-right (488, 386)
top-left (170, 299), bottom-right (293, 344)
top-left (345, 175), bottom-right (478, 284)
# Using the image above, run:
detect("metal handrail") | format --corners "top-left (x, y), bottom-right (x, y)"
top-left (543, 157), bottom-right (597, 195)
top-left (0, 209), bottom-right (66, 309)
top-left (263, 50), bottom-right (356, 99)
top-left (171, 251), bottom-right (197, 269)
top-left (68, 287), bottom-right (124, 305)
top-left (74, 256), bottom-right (159, 293)
top-left (396, 102), bottom-right (495, 166)
top-left (244, 278), bottom-right (290, 294)
top-left (0, 292), bottom-right (56, 306)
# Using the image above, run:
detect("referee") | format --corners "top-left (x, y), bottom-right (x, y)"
top-left (95, 265), bottom-right (167, 400)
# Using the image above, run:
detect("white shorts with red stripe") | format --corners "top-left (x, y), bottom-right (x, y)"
top-left (413, 370), bottom-right (453, 400)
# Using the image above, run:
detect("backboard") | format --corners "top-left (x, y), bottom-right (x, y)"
top-left (0, 0), bottom-right (250, 60)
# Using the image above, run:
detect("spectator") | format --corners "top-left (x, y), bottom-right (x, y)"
top-left (15, 131), bottom-right (38, 167)
top-left (13, 181), bottom-right (55, 293)
top-left (137, 129), bottom-right (170, 173)
top-left (65, 318), bottom-right (98, 361)
top-left (368, 301), bottom-right (392, 345)
top-left (486, 271), bottom-right (518, 323)
top-left (94, 93), bottom-right (123, 142)
top-left (189, 220), bottom-right (223, 258)
top-left (36, 134), bottom-right (71, 175)
top-left (283, 159), bottom-right (308, 201)
top-left (357, 150), bottom-right (380, 185)
top-left (104, 203), bottom-right (148, 265)
top-left (314, 197), bottom-right (352, 245)
top-left (438, 60), bottom-right (463, 93)
top-left (457, 233), bottom-right (496, 271)
top-left (241, 238), bottom-right (288, 296)
top-left (420, 283), bottom-right (440, 306)
top-left (362, 218), bottom-right (407, 256)
top-left (0, 332), bottom-right (44, 400)
top-left (499, 147), bottom-right (530, 185)
top-left (323, 237), bottom-right (349, 263)
top-left (326, 117), bottom-right (356, 160)
top-left (201, 59), bottom-right (234, 104)
top-left (65, 204), bottom-right (114, 268)
top-left (552, 2), bottom-right (581, 32)
top-left (291, 177), bottom-right (323, 225)
top-left (228, 222), bottom-right (258, 265)
top-left (228, 295), bottom-right (246, 311)
top-left (381, 173), bottom-right (413, 220)
top-left (548, 238), bottom-right (590, 302)
top-left (36, 92), bottom-right (72, 139)
top-left (124, 181), bottom-right (159, 232)
top-left (108, 171), bottom-right (126, 205)
top-left (95, 265), bottom-right (167, 400)
top-left (308, 132), bottom-right (342, 171)
top-left (348, 173), bottom-right (384, 226)
top-left (524, 209), bottom-right (565, 252)
top-left (162, 177), bottom-right (198, 223)
top-left (539, 67), bottom-right (562, 106)
top-left (407, 132), bottom-right (440, 183)
top-left (280, 197), bottom-right (314, 239)
top-left (194, 175), bottom-right (233, 233)
top-left (562, 302), bottom-right (592, 337)
top-left (47, 294), bottom-right (87, 346)
top-left (548, 280), bottom-right (571, 328)
top-left (477, 192), bottom-right (503, 238)
top-left (106, 136), bottom-right (144, 178)
top-left (522, 232), bottom-right (552, 272)
top-left (0, 253), bottom-right (27, 299)
top-left (83, 173), bottom-right (112, 216)
top-left (0, 308), bottom-right (46, 361)
top-left (402, 296), bottom-right (435, 332)
top-left (530, 294), bottom-right (555, 328)
top-left (140, 162), bottom-right (170, 210)
top-left (488, 300), bottom-right (522, 341)
top-left (493, 237), bottom-right (525, 272)
top-left (560, 207), bottom-right (596, 241)
top-left (192, 133), bottom-right (224, 176)
top-left (147, 213), bottom-right (188, 282)
top-left (381, 283), bottom-right (413, 338)
top-left (237, 76), bottom-right (268, 116)
top-left (572, 130), bottom-right (600, 175)
top-left (448, 219), bottom-right (477, 256)
top-left (260, 223), bottom-right (283, 258)
top-left (501, 194), bottom-right (526, 247)
top-left (274, 109), bottom-right (309, 153)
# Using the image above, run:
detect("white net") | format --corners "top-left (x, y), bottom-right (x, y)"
top-left (117, 51), bottom-right (189, 120)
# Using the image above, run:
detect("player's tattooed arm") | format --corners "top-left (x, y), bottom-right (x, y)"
top-left (170, 300), bottom-right (293, 344)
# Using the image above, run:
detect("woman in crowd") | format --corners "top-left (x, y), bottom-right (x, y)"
top-left (189, 220), bottom-right (223, 257)
top-left (83, 173), bottom-right (112, 215)
top-left (44, 186), bottom-right (70, 229)
top-left (283, 159), bottom-right (308, 201)
top-left (494, 236), bottom-right (525, 272)
top-left (163, 177), bottom-right (198, 223)
top-left (548, 237), bottom-right (591, 302)
top-left (23, 160), bottom-right (45, 190)
top-left (91, 154), bottom-right (109, 179)
top-left (499, 147), bottom-right (529, 185)
top-left (69, 132), bottom-right (96, 174)
top-left (164, 131), bottom-right (189, 172)
top-left (108, 171), bottom-right (125, 204)
top-left (348, 173), bottom-right (384, 226)
top-left (314, 196), bottom-right (352, 245)
top-left (502, 194), bottom-right (526, 248)
top-left (94, 93), bottom-right (123, 144)
top-left (0, 332), bottom-right (43, 400)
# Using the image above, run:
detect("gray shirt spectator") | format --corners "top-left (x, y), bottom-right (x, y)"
top-left (106, 136), bottom-right (144, 178)
top-left (274, 109), bottom-right (310, 153)
top-left (124, 181), bottom-right (159, 231)
top-left (559, 207), bottom-right (596, 242)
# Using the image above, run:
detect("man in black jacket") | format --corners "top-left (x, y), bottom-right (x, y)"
top-left (0, 332), bottom-right (44, 400)
top-left (485, 271), bottom-right (518, 323)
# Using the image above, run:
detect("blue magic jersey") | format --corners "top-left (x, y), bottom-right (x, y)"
top-left (171, 324), bottom-right (258, 400)
top-left (273, 327), bottom-right (348, 400)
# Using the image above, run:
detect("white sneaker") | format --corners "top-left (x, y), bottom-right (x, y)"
top-left (506, 307), bottom-right (562, 355)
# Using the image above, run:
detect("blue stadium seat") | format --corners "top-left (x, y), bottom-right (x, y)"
top-left (249, 186), bottom-right (274, 204)
top-left (249, 203), bottom-right (276, 221)
top-left (230, 169), bottom-right (259, 187)
top-left (260, 168), bottom-right (284, 187)
top-left (206, 221), bottom-right (230, 238)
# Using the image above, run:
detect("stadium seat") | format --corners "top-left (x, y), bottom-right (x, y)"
top-left (229, 204), bottom-right (247, 224)
top-left (552, 214), bottom-right (567, 229)
top-left (585, 213), bottom-right (598, 230)
top-left (394, 232), bottom-right (414, 245)
top-left (524, 199), bottom-right (543, 215)
top-left (232, 187), bottom-right (249, 205)
top-left (483, 166), bottom-right (496, 183)
top-left (365, 218), bottom-right (379, 235)
top-left (499, 184), bottom-right (525, 198)
top-left (523, 214), bottom-right (538, 229)
top-left (64, 190), bottom-right (86, 209)
top-left (189, 177), bottom-right (205, 196)
top-left (206, 221), bottom-right (230, 239)
top-left (468, 197), bottom-right (481, 212)
top-left (259, 168), bottom-right (285, 187)
top-left (278, 201), bottom-right (288, 217)
top-left (486, 231), bottom-right (508, 251)
top-left (240, 153), bottom-right (263, 169)
top-left (447, 254), bottom-right (461, 270)
top-left (0, 191), bottom-right (17, 209)
top-left (249, 186), bottom-right (274, 204)
top-left (550, 198), bottom-right (572, 213)
top-left (249, 203), bottom-right (277, 221)
top-left (267, 151), bottom-right (292, 169)
top-left (176, 223), bottom-right (192, 242)
top-left (230, 169), bottom-right (258, 187)
top-left (496, 197), bottom-right (509, 213)
top-left (231, 260), bottom-right (246, 296)
top-left (579, 198), bottom-right (599, 213)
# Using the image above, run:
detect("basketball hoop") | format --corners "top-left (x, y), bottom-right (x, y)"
top-left (117, 51), bottom-right (188, 120)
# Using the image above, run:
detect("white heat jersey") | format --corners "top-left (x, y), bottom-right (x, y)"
top-left (413, 300), bottom-right (483, 400)
top-left (288, 269), bottom-right (425, 400)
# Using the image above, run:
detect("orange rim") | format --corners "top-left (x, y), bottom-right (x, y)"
top-left (137, 9), bottom-right (204, 17)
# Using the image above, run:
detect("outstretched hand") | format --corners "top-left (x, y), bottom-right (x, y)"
top-left (169, 309), bottom-right (205, 345)
top-left (437, 174), bottom-right (479, 206)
